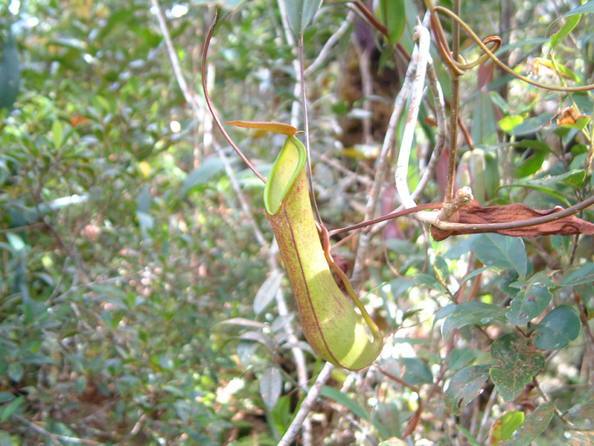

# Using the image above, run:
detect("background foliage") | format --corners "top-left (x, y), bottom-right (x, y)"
top-left (0, 0), bottom-right (593, 444)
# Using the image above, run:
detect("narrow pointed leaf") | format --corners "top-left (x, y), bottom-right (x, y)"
top-left (285, 0), bottom-right (322, 37)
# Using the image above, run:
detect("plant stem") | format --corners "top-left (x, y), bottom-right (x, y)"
top-left (278, 362), bottom-right (334, 446)
top-left (445, 0), bottom-right (461, 202)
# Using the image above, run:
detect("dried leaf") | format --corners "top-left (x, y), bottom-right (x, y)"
top-left (431, 200), bottom-right (594, 241)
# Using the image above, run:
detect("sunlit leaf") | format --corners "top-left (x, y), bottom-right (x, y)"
top-left (513, 140), bottom-right (550, 178)
top-left (550, 14), bottom-right (581, 48)
top-left (510, 113), bottom-right (554, 136)
top-left (498, 115), bottom-right (524, 133)
top-left (509, 403), bottom-right (554, 445)
top-left (51, 120), bottom-right (65, 149)
top-left (489, 410), bottom-right (525, 444)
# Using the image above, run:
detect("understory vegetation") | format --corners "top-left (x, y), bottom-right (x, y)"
top-left (0, 0), bottom-right (593, 445)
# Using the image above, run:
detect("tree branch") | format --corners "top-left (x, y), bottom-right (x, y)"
top-left (395, 22), bottom-right (431, 209)
top-left (305, 11), bottom-right (355, 77)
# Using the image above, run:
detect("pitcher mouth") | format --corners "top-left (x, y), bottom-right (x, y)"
top-left (263, 136), bottom-right (306, 215)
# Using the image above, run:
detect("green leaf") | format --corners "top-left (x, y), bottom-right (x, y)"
top-left (490, 410), bottom-right (525, 444)
top-left (513, 140), bottom-right (550, 178)
top-left (550, 14), bottom-right (581, 48)
top-left (489, 91), bottom-right (510, 113)
top-left (445, 365), bottom-right (489, 412)
top-left (0, 431), bottom-right (18, 446)
top-left (401, 357), bottom-right (433, 385)
top-left (566, 1), bottom-right (594, 16)
top-left (565, 394), bottom-right (594, 430)
top-left (321, 386), bottom-right (370, 420)
top-left (506, 283), bottom-right (552, 326)
top-left (498, 115), bottom-right (524, 133)
top-left (472, 92), bottom-right (498, 145)
top-left (442, 302), bottom-right (506, 338)
top-left (260, 367), bottom-right (282, 410)
top-left (472, 234), bottom-right (527, 278)
top-left (498, 183), bottom-right (571, 206)
top-left (0, 397), bottom-right (24, 422)
top-left (446, 348), bottom-right (477, 371)
top-left (181, 156), bottom-right (225, 196)
top-left (509, 113), bottom-right (554, 136)
top-left (269, 395), bottom-right (292, 436)
top-left (489, 333), bottom-right (545, 401)
top-left (557, 169), bottom-right (586, 187)
top-left (534, 305), bottom-right (580, 350)
top-left (378, 0), bottom-right (406, 45)
top-left (509, 402), bottom-right (555, 445)
top-left (6, 233), bottom-right (26, 252)
top-left (548, 57), bottom-right (581, 82)
top-left (285, 0), bottom-right (322, 37)
top-left (253, 272), bottom-right (283, 316)
top-left (0, 394), bottom-right (13, 405)
top-left (561, 262), bottom-right (594, 286)
top-left (373, 402), bottom-right (401, 439)
top-left (7, 363), bottom-right (23, 383)
top-left (0, 30), bottom-right (20, 110)
top-left (51, 120), bottom-right (65, 149)
top-left (458, 426), bottom-right (482, 446)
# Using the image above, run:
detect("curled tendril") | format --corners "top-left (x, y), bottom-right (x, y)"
top-left (431, 5), bottom-right (594, 92)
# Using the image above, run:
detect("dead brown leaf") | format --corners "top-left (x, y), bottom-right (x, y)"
top-left (431, 200), bottom-right (594, 241)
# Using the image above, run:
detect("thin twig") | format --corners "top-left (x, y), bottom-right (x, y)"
top-left (298, 35), bottom-right (323, 227)
top-left (16, 416), bottom-right (100, 446)
top-left (476, 388), bottom-right (497, 444)
top-left (151, 0), bottom-right (267, 242)
top-left (199, 9), bottom-right (266, 182)
top-left (305, 11), bottom-right (355, 77)
top-left (276, 0), bottom-right (301, 127)
top-left (278, 362), bottom-right (335, 446)
top-left (353, 36), bottom-right (373, 145)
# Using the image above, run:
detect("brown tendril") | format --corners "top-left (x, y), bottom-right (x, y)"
top-left (431, 6), bottom-right (594, 92)
top-left (201, 10), bottom-right (267, 183)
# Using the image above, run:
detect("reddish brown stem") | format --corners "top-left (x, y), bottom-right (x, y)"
top-left (330, 203), bottom-right (444, 237)
top-left (201, 10), bottom-right (267, 183)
